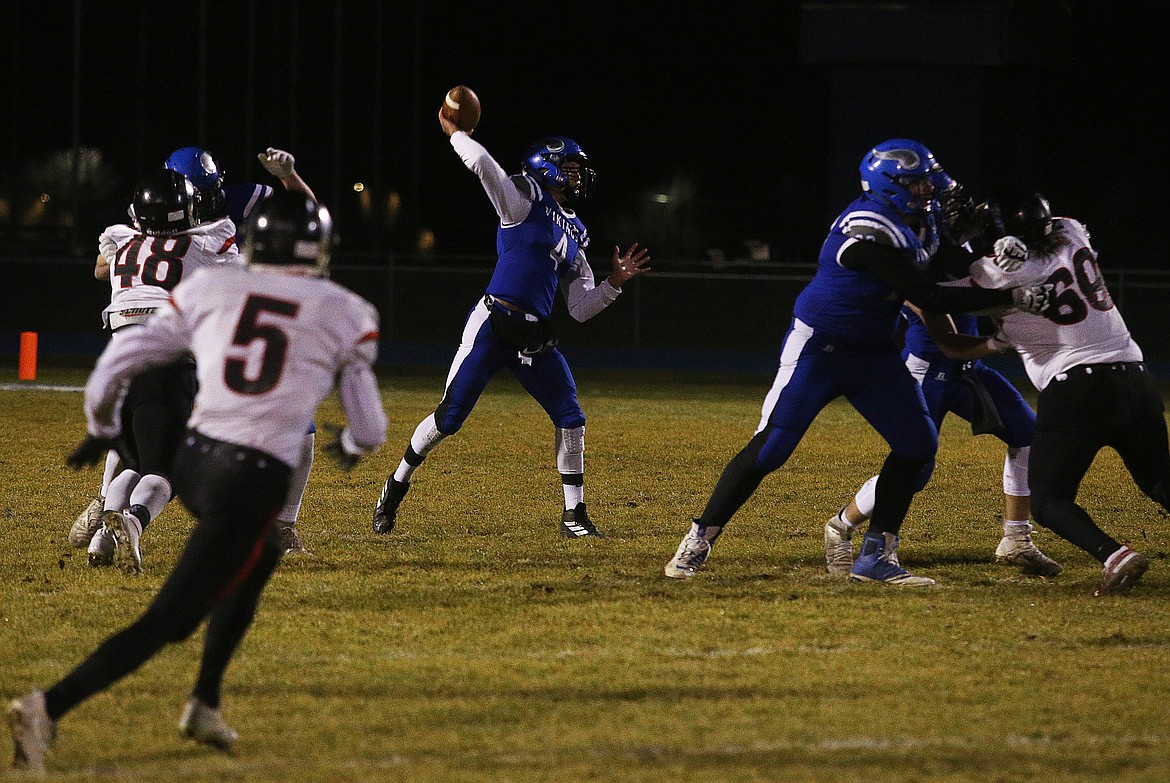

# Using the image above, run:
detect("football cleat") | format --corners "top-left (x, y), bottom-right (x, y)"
top-left (849, 532), bottom-right (935, 587)
top-left (87, 519), bottom-right (117, 567)
top-left (179, 697), bottom-right (238, 753)
top-left (560, 502), bottom-right (606, 539)
top-left (372, 477), bottom-right (409, 534)
top-left (278, 522), bottom-right (309, 556)
top-left (664, 521), bottom-right (721, 579)
top-left (824, 510), bottom-right (856, 575)
top-left (1094, 546), bottom-right (1149, 597)
top-left (107, 510), bottom-right (144, 576)
top-left (69, 497), bottom-right (105, 548)
top-left (7, 690), bottom-right (54, 773)
top-left (995, 528), bottom-right (1062, 576)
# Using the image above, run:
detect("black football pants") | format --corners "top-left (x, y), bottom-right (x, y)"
top-left (44, 431), bottom-right (290, 720)
top-left (1029, 362), bottom-right (1170, 561)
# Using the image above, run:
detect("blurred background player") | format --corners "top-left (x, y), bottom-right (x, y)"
top-left (69, 168), bottom-right (243, 574)
top-left (664, 139), bottom-right (1054, 585)
top-left (824, 176), bottom-right (1061, 577)
top-left (73, 145), bottom-right (319, 555)
top-left (922, 190), bottom-right (1170, 596)
top-left (371, 101), bottom-right (650, 539)
top-left (7, 193), bottom-right (386, 773)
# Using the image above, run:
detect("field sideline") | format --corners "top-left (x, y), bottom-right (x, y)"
top-left (2, 362), bottom-right (1169, 782)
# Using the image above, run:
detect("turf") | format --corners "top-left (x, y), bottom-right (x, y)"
top-left (2, 364), bottom-right (1169, 782)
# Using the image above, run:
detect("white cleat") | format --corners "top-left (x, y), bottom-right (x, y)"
top-left (107, 511), bottom-right (144, 576)
top-left (278, 523), bottom-right (309, 556)
top-left (664, 522), bottom-right (721, 579)
top-left (69, 497), bottom-right (105, 548)
top-left (995, 530), bottom-right (1062, 576)
top-left (179, 697), bottom-right (238, 753)
top-left (7, 690), bottom-right (54, 773)
top-left (87, 518), bottom-right (117, 568)
top-left (824, 513), bottom-right (855, 575)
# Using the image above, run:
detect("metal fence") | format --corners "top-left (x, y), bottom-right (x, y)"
top-left (6, 254), bottom-right (1170, 372)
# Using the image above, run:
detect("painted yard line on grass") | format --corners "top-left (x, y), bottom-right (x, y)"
top-left (0, 383), bottom-right (84, 392)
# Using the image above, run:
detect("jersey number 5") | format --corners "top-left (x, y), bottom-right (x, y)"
top-left (225, 295), bottom-right (300, 395)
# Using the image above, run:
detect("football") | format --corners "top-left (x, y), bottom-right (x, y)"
top-left (442, 85), bottom-right (481, 132)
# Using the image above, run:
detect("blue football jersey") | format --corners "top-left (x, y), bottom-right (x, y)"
top-left (486, 178), bottom-right (589, 320)
top-left (793, 196), bottom-right (939, 348)
top-left (223, 183), bottom-right (274, 241)
top-left (902, 307), bottom-right (978, 361)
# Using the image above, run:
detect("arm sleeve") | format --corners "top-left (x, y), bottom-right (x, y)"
top-left (449, 131), bottom-right (533, 225)
top-left (83, 302), bottom-right (191, 438)
top-left (560, 249), bottom-right (621, 322)
top-left (841, 239), bottom-right (1015, 314)
top-left (335, 360), bottom-right (387, 454)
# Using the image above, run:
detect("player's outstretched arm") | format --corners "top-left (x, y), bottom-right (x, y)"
top-left (258, 147), bottom-right (317, 202)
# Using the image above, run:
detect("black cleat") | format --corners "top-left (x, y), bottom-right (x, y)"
top-left (372, 478), bottom-right (409, 534)
top-left (560, 502), bottom-right (607, 539)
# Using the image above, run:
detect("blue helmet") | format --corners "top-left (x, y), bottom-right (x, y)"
top-left (521, 136), bottom-right (596, 203)
top-left (859, 139), bottom-right (942, 215)
top-left (164, 146), bottom-right (226, 220)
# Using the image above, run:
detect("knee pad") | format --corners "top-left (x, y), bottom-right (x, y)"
top-left (556, 426), bottom-right (585, 474)
top-left (412, 414), bottom-right (449, 455)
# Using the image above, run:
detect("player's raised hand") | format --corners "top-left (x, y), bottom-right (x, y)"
top-left (258, 147), bottom-right (296, 179)
top-left (993, 235), bottom-right (1028, 272)
top-left (607, 243), bottom-right (651, 289)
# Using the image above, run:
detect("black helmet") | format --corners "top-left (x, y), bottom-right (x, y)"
top-left (1001, 190), bottom-right (1053, 245)
top-left (244, 191), bottom-right (333, 276)
top-left (130, 169), bottom-right (197, 236)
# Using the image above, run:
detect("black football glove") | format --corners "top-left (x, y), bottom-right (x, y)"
top-left (67, 434), bottom-right (131, 471)
top-left (322, 424), bottom-right (361, 472)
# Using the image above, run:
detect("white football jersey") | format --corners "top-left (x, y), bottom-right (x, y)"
top-left (967, 217), bottom-right (1141, 391)
top-left (85, 266), bottom-right (385, 467)
top-left (100, 218), bottom-right (242, 329)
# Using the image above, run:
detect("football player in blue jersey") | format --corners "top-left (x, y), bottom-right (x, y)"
top-left (164, 146), bottom-right (317, 241)
top-left (823, 179), bottom-right (1062, 578)
top-left (370, 105), bottom-right (650, 539)
top-left (664, 139), bottom-right (1054, 585)
top-left (163, 145), bottom-right (319, 554)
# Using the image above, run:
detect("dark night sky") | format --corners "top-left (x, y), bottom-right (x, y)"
top-left (2, 0), bottom-right (1167, 266)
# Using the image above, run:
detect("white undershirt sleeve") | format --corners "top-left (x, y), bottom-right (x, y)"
top-left (449, 132), bottom-right (533, 225)
top-left (336, 361), bottom-right (387, 454)
top-left (561, 249), bottom-right (620, 322)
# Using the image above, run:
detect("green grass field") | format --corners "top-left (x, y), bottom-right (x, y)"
top-left (2, 363), bottom-right (1169, 782)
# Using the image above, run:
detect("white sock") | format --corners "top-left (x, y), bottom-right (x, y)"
top-left (101, 450), bottom-right (121, 497)
top-left (105, 470), bottom-right (140, 512)
top-left (563, 484), bottom-right (584, 510)
top-left (1003, 520), bottom-right (1032, 537)
top-left (280, 431), bottom-right (315, 524)
top-left (128, 474), bottom-right (172, 527)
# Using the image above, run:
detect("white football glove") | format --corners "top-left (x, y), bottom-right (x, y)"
top-left (992, 235), bottom-right (1028, 272)
top-left (98, 232), bottom-right (119, 264)
top-left (258, 147), bottom-right (296, 179)
top-left (1012, 283), bottom-right (1054, 314)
